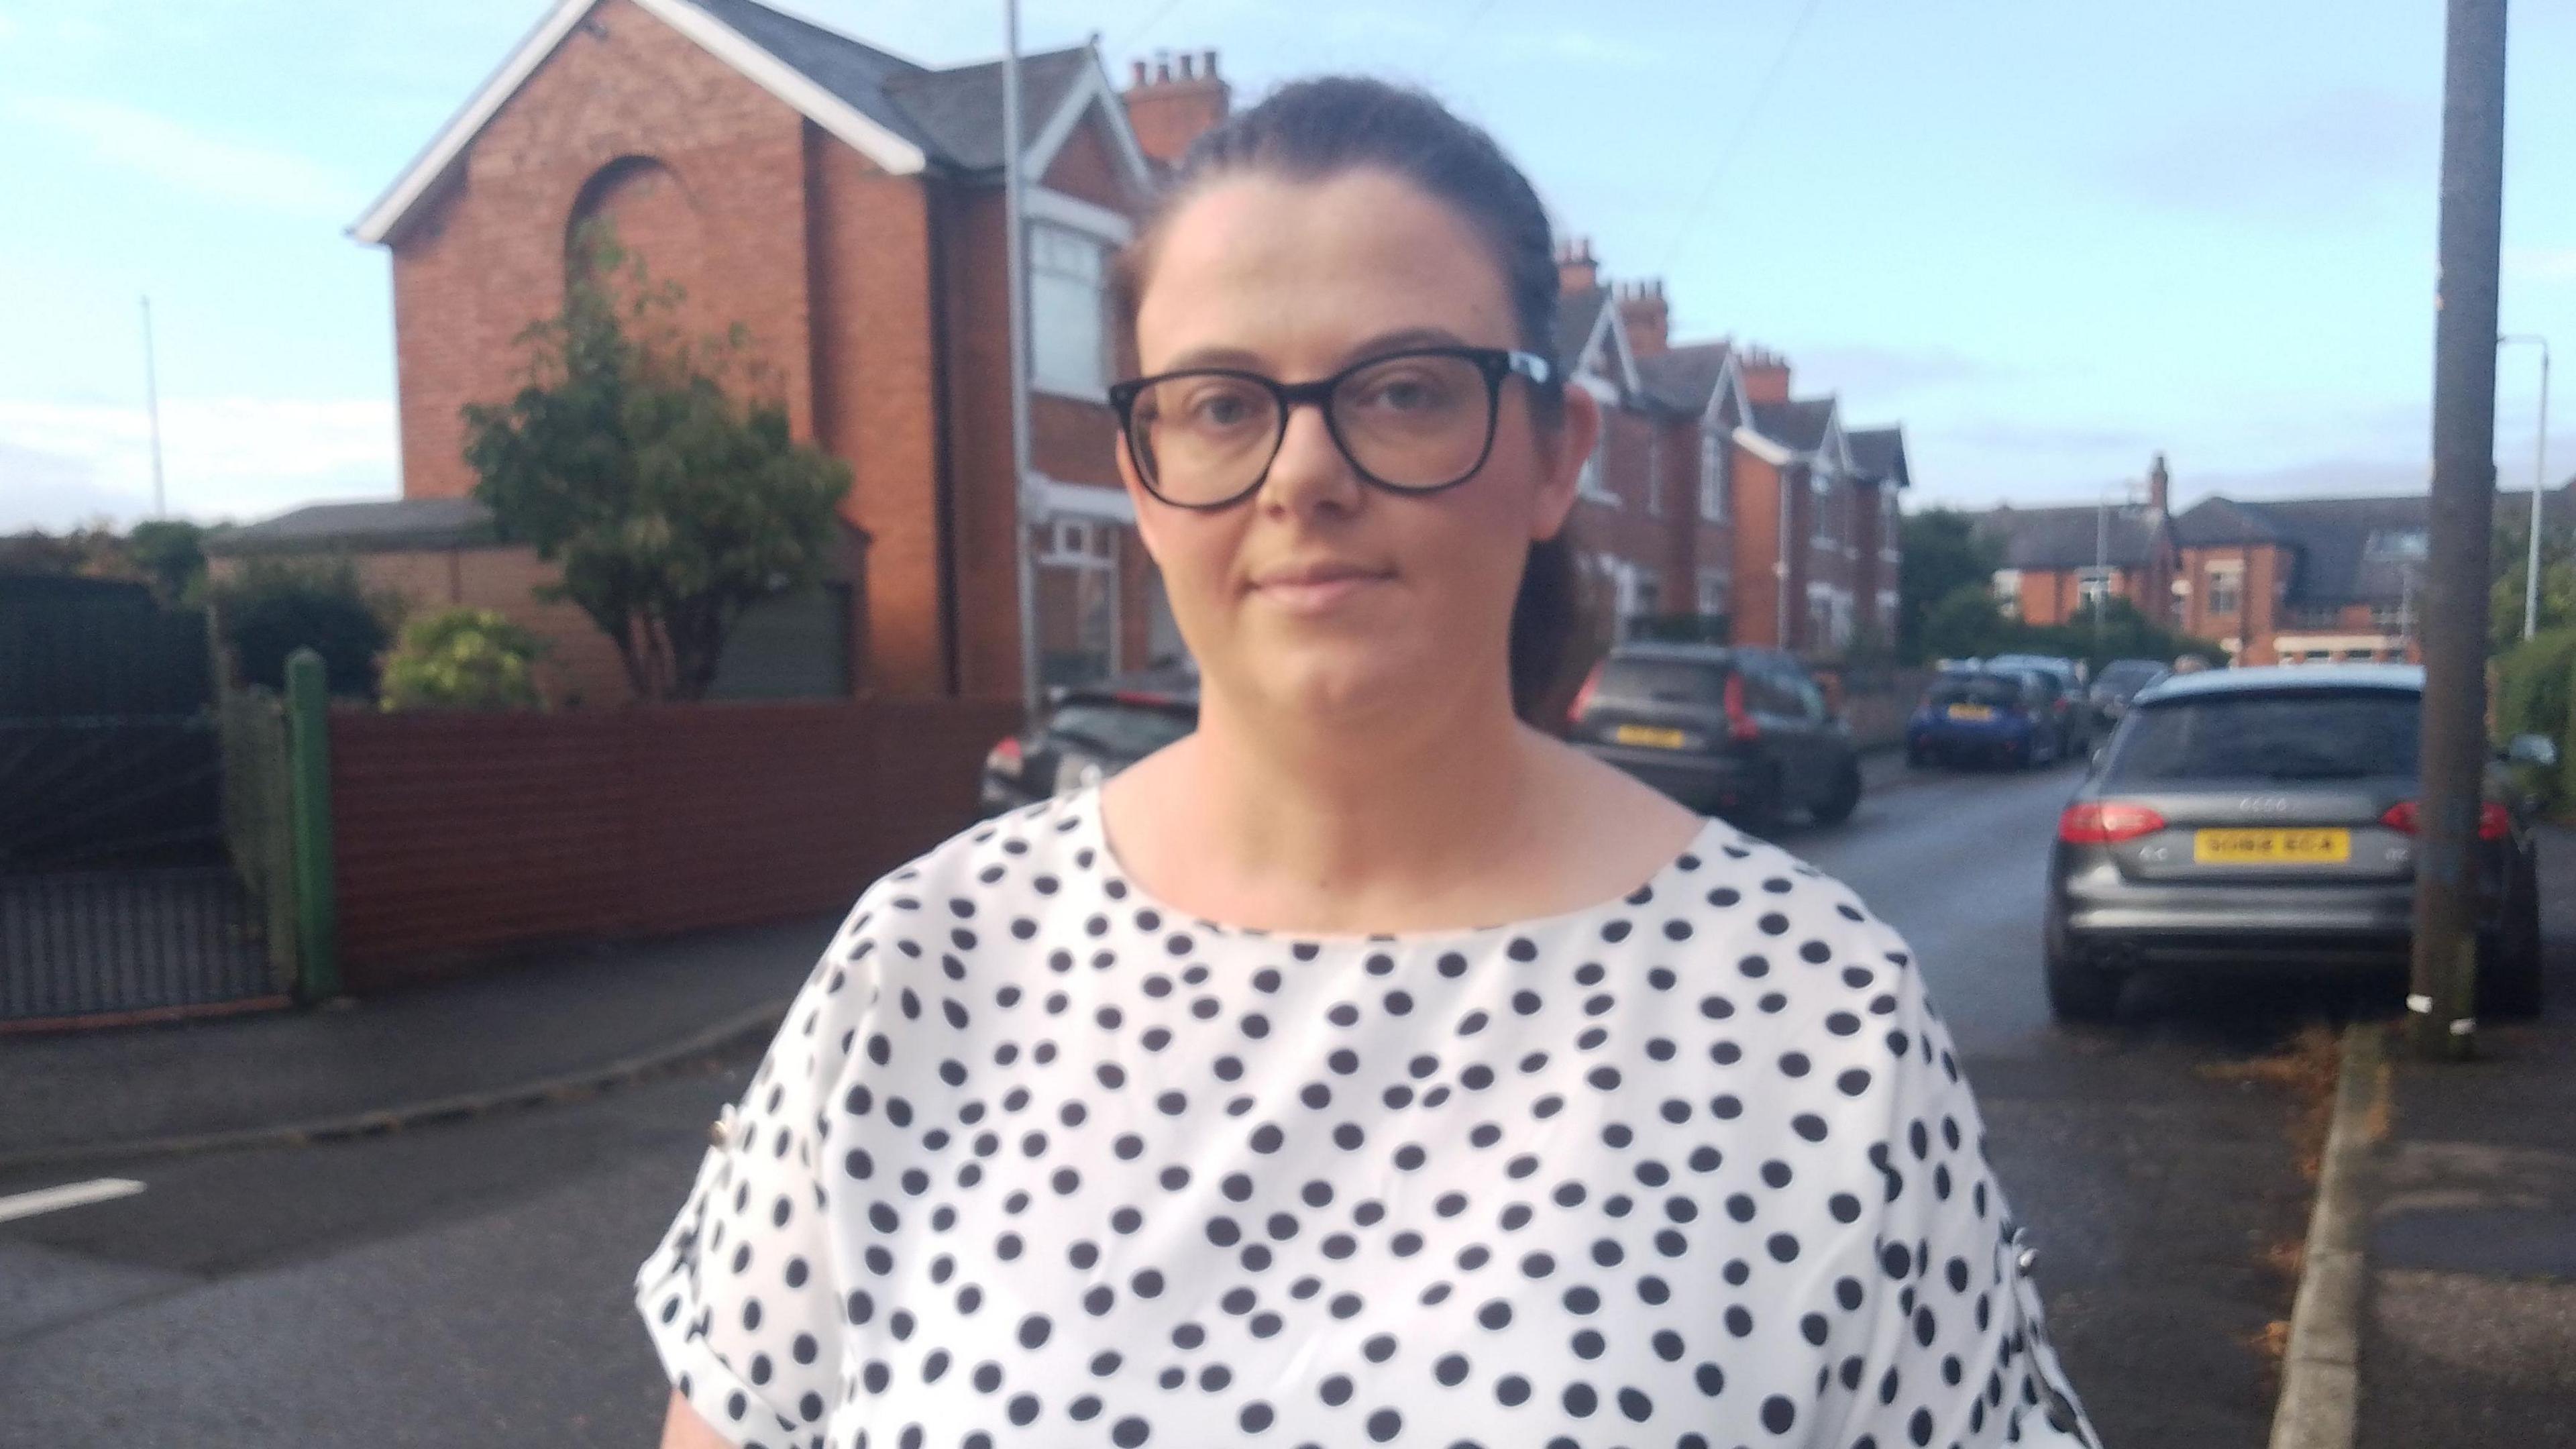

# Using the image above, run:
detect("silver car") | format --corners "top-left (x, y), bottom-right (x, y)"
top-left (2042, 664), bottom-right (2550, 1022)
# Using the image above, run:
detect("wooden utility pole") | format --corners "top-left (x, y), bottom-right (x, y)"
top-left (2410, 0), bottom-right (2508, 1061)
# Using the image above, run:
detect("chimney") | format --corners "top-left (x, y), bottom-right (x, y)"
top-left (2147, 451), bottom-right (2170, 517)
top-left (1615, 279), bottom-right (1668, 358)
top-left (1739, 344), bottom-right (1790, 405)
top-left (1122, 48), bottom-right (1230, 168)
top-left (1556, 237), bottom-right (1599, 297)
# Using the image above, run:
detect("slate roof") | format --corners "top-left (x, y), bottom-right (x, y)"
top-left (1845, 426), bottom-right (1909, 488)
top-left (201, 498), bottom-right (500, 557)
top-left (2170, 495), bottom-right (2288, 547)
top-left (1748, 397), bottom-right (1836, 454)
top-left (1555, 288), bottom-right (1610, 378)
top-left (687, 0), bottom-right (1093, 174)
top-left (1635, 341), bottom-right (1731, 416)
top-left (1975, 504), bottom-right (2165, 570)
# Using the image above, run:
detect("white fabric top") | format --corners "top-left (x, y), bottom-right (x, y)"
top-left (635, 789), bottom-right (2096, 1448)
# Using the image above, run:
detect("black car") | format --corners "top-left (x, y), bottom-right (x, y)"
top-left (979, 667), bottom-right (1198, 816)
top-left (2043, 664), bottom-right (2550, 1022)
top-left (2086, 658), bottom-right (2170, 727)
top-left (1569, 643), bottom-right (1863, 828)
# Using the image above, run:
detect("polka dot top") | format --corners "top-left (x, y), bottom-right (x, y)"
top-left (633, 790), bottom-right (2098, 1449)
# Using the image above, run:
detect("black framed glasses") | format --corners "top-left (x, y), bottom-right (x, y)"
top-left (1107, 345), bottom-right (1556, 511)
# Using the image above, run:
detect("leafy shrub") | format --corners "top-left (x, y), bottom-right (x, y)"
top-left (380, 608), bottom-right (547, 712)
top-left (2496, 628), bottom-right (2576, 811)
top-left (211, 557), bottom-right (397, 697)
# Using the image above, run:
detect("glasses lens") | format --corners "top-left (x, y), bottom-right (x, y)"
top-left (1331, 352), bottom-right (1493, 490)
top-left (1128, 374), bottom-right (1280, 506)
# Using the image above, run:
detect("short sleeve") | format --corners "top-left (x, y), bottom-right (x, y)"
top-left (1814, 917), bottom-right (2100, 1448)
top-left (632, 890), bottom-right (883, 1448)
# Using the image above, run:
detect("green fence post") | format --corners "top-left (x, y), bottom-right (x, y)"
top-left (285, 648), bottom-right (341, 1002)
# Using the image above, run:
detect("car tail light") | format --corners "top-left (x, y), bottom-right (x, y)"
top-left (985, 735), bottom-right (1025, 778)
top-left (2380, 800), bottom-right (2510, 841)
top-left (1723, 672), bottom-right (1760, 741)
top-left (1568, 662), bottom-right (1604, 724)
top-left (2058, 801), bottom-right (2165, 844)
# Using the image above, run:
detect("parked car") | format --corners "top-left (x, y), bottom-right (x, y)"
top-left (1568, 643), bottom-right (1862, 828)
top-left (1905, 668), bottom-right (2065, 769)
top-left (2043, 663), bottom-right (2549, 1023)
top-left (2087, 658), bottom-right (2171, 727)
top-left (979, 666), bottom-right (1198, 816)
top-left (1988, 652), bottom-right (2094, 751)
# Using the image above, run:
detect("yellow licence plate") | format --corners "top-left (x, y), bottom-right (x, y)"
top-left (1614, 724), bottom-right (1688, 749)
top-left (1945, 704), bottom-right (1995, 721)
top-left (2194, 828), bottom-right (2351, 864)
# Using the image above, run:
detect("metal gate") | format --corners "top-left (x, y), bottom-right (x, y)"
top-left (0, 714), bottom-right (283, 1025)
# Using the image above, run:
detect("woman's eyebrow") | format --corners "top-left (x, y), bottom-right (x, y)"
top-left (1155, 327), bottom-right (1482, 376)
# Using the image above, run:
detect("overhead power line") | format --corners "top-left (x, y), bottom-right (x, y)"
top-left (1658, 0), bottom-right (1828, 276)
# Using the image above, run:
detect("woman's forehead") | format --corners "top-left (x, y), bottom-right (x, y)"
top-left (1134, 169), bottom-right (1517, 372)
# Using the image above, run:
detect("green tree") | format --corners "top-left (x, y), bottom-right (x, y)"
top-left (126, 519), bottom-right (213, 606)
top-left (1918, 582), bottom-right (2011, 662)
top-left (462, 225), bottom-right (853, 702)
top-left (2490, 511), bottom-right (2576, 654)
top-left (1897, 508), bottom-right (2000, 663)
top-left (380, 607), bottom-right (547, 711)
top-left (211, 557), bottom-right (398, 696)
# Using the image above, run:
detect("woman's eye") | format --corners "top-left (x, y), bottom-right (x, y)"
top-left (1180, 386), bottom-right (1261, 428)
top-left (1356, 371), bottom-right (1452, 413)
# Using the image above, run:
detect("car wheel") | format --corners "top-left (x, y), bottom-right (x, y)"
top-left (2477, 856), bottom-right (2545, 1020)
top-left (2045, 929), bottom-right (2123, 1024)
top-left (1811, 759), bottom-right (1863, 825)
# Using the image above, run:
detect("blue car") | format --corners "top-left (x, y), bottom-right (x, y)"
top-left (1906, 669), bottom-right (2062, 769)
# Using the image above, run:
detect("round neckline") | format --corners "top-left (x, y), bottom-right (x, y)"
top-left (1065, 784), bottom-right (1738, 951)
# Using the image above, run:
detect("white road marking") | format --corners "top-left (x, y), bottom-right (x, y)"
top-left (0, 1177), bottom-right (146, 1225)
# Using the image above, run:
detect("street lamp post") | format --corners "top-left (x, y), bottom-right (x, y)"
top-left (1002, 0), bottom-right (1045, 724)
top-left (2499, 334), bottom-right (2551, 641)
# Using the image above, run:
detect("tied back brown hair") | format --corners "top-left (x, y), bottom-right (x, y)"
top-left (1114, 76), bottom-right (1595, 725)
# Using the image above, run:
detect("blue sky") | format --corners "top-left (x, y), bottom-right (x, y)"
top-left (3, 0), bottom-right (2572, 532)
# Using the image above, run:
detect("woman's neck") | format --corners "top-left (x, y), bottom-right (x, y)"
top-left (1102, 678), bottom-right (1599, 936)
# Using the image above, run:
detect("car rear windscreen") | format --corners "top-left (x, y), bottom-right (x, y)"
top-left (2095, 661), bottom-right (2163, 692)
top-left (1049, 702), bottom-right (1195, 757)
top-left (1598, 657), bottom-right (1727, 706)
top-left (2108, 690), bottom-right (2420, 782)
top-left (1929, 675), bottom-right (2023, 708)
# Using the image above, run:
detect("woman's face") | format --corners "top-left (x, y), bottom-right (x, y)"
top-left (1122, 168), bottom-right (1598, 730)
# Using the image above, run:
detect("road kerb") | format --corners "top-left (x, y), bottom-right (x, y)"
top-left (2268, 1018), bottom-right (2385, 1449)
top-left (0, 998), bottom-right (793, 1176)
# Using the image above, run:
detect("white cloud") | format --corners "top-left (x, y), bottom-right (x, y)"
top-left (0, 396), bottom-right (397, 531)
top-left (9, 95), bottom-right (365, 221)
top-left (2507, 247), bottom-right (2576, 282)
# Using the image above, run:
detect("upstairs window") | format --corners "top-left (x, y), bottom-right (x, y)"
top-left (1030, 223), bottom-right (1110, 398)
top-left (1699, 428), bottom-right (1728, 523)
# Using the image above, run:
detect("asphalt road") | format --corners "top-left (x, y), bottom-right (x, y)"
top-left (0, 760), bottom-right (2341, 1448)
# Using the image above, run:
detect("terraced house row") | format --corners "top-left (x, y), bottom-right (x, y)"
top-left (207, 0), bottom-right (1913, 708)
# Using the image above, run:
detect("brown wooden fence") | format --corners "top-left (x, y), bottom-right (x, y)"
top-left (327, 698), bottom-right (1021, 990)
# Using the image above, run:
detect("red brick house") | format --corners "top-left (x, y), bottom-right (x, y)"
top-left (1974, 455), bottom-right (2180, 630)
top-left (345, 0), bottom-right (1229, 702)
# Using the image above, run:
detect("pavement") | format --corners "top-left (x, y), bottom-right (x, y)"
top-left (0, 909), bottom-right (839, 1169)
top-left (2353, 824), bottom-right (2576, 1448)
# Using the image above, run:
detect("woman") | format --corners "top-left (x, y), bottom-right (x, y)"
top-left (640, 78), bottom-right (2096, 1449)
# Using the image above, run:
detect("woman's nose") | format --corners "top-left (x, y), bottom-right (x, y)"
top-left (1258, 401), bottom-right (1364, 517)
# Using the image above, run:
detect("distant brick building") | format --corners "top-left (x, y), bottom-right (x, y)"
top-left (1975, 454), bottom-right (2179, 629)
top-left (2167, 487), bottom-right (2572, 665)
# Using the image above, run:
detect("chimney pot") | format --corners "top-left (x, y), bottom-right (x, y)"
top-left (1203, 50), bottom-right (1218, 76)
top-left (1178, 53), bottom-right (1195, 79)
top-left (1130, 59), bottom-right (1147, 86)
top-left (1156, 56), bottom-right (1171, 82)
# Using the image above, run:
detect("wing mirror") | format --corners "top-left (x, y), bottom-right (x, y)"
top-left (2504, 733), bottom-right (2560, 769)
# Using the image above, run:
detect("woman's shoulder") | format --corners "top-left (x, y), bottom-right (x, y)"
top-left (844, 792), bottom-right (1099, 923)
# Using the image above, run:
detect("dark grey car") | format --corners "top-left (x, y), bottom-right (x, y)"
top-left (1569, 643), bottom-right (1863, 828)
top-left (2042, 664), bottom-right (2549, 1022)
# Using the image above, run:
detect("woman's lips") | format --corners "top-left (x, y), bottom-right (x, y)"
top-left (1252, 566), bottom-right (1394, 615)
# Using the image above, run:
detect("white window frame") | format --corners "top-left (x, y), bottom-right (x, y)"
top-left (1993, 568), bottom-right (2023, 619)
top-left (1575, 378), bottom-right (1619, 504)
top-left (2076, 566), bottom-right (2114, 608)
top-left (1699, 427), bottom-right (1728, 523)
top-left (1697, 566), bottom-right (1731, 616)
top-left (2206, 561), bottom-right (2243, 616)
top-left (1028, 219), bottom-right (1111, 400)
top-left (1809, 464), bottom-right (1834, 547)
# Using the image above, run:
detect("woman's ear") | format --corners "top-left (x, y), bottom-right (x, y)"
top-left (1532, 385), bottom-right (1601, 543)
